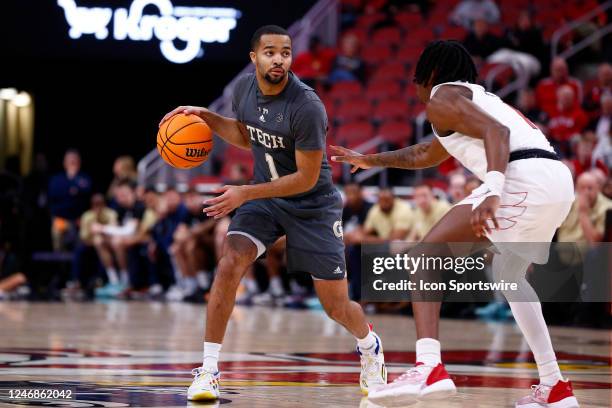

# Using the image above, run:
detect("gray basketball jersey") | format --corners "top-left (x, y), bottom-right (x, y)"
top-left (232, 72), bottom-right (333, 199)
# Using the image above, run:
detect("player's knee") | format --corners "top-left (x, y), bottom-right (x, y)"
top-left (324, 302), bottom-right (348, 324)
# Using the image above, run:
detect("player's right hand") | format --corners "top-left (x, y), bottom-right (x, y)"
top-left (159, 106), bottom-right (208, 127)
top-left (329, 145), bottom-right (373, 174)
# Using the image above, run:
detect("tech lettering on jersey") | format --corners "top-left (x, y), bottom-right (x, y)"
top-left (246, 124), bottom-right (286, 149)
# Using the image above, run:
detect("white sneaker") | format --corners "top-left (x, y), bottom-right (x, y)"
top-left (368, 363), bottom-right (456, 407)
top-left (165, 285), bottom-right (186, 302)
top-left (187, 367), bottom-right (220, 401)
top-left (358, 332), bottom-right (387, 395)
top-left (515, 379), bottom-right (579, 408)
top-left (252, 291), bottom-right (284, 306)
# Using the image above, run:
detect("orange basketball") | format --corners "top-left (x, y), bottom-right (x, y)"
top-left (157, 113), bottom-right (213, 169)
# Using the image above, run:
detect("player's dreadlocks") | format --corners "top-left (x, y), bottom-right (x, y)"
top-left (413, 40), bottom-right (478, 86)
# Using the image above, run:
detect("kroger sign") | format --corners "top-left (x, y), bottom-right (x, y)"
top-left (57, 0), bottom-right (242, 64)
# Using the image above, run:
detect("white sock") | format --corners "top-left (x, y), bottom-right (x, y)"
top-left (269, 276), bottom-right (284, 296)
top-left (183, 277), bottom-right (198, 294)
top-left (119, 269), bottom-right (129, 286)
top-left (203, 342), bottom-right (222, 372)
top-left (416, 338), bottom-right (441, 366)
top-left (494, 251), bottom-right (563, 386)
top-left (356, 331), bottom-right (378, 354)
top-left (107, 268), bottom-right (119, 285)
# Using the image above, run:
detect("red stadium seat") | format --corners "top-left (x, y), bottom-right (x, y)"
top-left (366, 80), bottom-right (402, 102)
top-left (329, 81), bottom-right (363, 102)
top-left (370, 61), bottom-right (407, 82)
top-left (372, 27), bottom-right (402, 47)
top-left (404, 27), bottom-right (435, 48)
top-left (336, 121), bottom-right (375, 144)
top-left (440, 25), bottom-right (467, 40)
top-left (373, 99), bottom-right (411, 122)
top-left (395, 11), bottom-right (423, 27)
top-left (334, 100), bottom-right (372, 124)
top-left (342, 28), bottom-right (368, 43)
top-left (361, 45), bottom-right (393, 65)
top-left (356, 12), bottom-right (386, 29)
top-left (378, 120), bottom-right (413, 146)
top-left (341, 0), bottom-right (363, 8)
top-left (396, 46), bottom-right (422, 65)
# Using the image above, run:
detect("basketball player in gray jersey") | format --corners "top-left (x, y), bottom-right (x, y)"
top-left (160, 25), bottom-right (386, 401)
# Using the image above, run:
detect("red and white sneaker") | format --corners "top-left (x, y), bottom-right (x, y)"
top-left (367, 363), bottom-right (456, 407)
top-left (516, 379), bottom-right (579, 408)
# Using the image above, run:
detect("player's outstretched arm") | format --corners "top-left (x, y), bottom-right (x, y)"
top-left (159, 106), bottom-right (250, 150)
top-left (330, 138), bottom-right (450, 172)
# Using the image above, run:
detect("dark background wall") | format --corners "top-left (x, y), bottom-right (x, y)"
top-left (0, 0), bottom-right (316, 190)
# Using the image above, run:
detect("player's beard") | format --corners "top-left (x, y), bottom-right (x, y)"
top-left (264, 70), bottom-right (286, 84)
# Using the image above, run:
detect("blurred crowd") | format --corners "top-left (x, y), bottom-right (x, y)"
top-left (0, 0), bottom-right (611, 326)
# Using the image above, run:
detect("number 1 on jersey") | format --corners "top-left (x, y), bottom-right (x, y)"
top-left (265, 153), bottom-right (279, 180)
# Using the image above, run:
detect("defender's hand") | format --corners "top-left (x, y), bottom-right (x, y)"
top-left (159, 106), bottom-right (208, 127)
top-left (203, 185), bottom-right (248, 219)
top-left (329, 145), bottom-right (373, 173)
top-left (471, 195), bottom-right (500, 237)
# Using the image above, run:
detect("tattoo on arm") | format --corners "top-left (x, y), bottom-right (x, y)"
top-left (368, 143), bottom-right (434, 169)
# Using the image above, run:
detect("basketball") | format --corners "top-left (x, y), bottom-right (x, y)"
top-left (157, 113), bottom-right (213, 169)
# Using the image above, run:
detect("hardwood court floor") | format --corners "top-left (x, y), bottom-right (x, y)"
top-left (0, 302), bottom-right (609, 407)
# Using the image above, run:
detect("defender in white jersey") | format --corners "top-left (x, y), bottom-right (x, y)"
top-left (332, 40), bottom-right (578, 408)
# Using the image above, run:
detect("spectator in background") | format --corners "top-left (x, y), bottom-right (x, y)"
top-left (584, 63), bottom-right (612, 120)
top-left (504, 11), bottom-right (546, 62)
top-left (464, 175), bottom-right (482, 195)
top-left (342, 183), bottom-right (373, 301)
top-left (106, 156), bottom-right (138, 200)
top-left (547, 85), bottom-right (589, 155)
top-left (571, 136), bottom-right (609, 178)
top-left (68, 193), bottom-right (118, 299)
top-left (48, 149), bottom-right (92, 251)
top-left (558, 171), bottom-right (612, 244)
top-left (328, 34), bottom-right (365, 84)
top-left (516, 88), bottom-right (548, 129)
top-left (463, 19), bottom-right (504, 63)
top-left (92, 180), bottom-right (149, 297)
top-left (169, 189), bottom-right (216, 301)
top-left (592, 93), bottom-right (612, 168)
top-left (450, 0), bottom-right (500, 29)
top-left (536, 57), bottom-right (583, 117)
top-left (447, 173), bottom-right (467, 204)
top-left (407, 185), bottom-right (451, 242)
top-left (363, 189), bottom-right (413, 241)
top-left (292, 36), bottom-right (336, 88)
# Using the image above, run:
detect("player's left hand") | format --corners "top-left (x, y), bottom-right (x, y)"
top-left (203, 185), bottom-right (247, 219)
top-left (471, 196), bottom-right (500, 238)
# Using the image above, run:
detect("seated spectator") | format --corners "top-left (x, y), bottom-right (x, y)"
top-left (558, 171), bottom-right (612, 245)
top-left (571, 136), bottom-right (609, 178)
top-left (149, 189), bottom-right (190, 300)
top-left (447, 173), bottom-right (467, 204)
top-left (0, 248), bottom-right (26, 301)
top-left (68, 193), bottom-right (118, 299)
top-left (465, 175), bottom-right (482, 195)
top-left (342, 183), bottom-right (373, 301)
top-left (169, 189), bottom-right (217, 301)
top-left (504, 11), bottom-right (546, 63)
top-left (363, 189), bottom-right (414, 241)
top-left (92, 180), bottom-right (152, 297)
top-left (407, 184), bottom-right (451, 241)
top-left (547, 85), bottom-right (589, 155)
top-left (292, 36), bottom-right (336, 87)
top-left (328, 34), bottom-right (365, 84)
top-left (584, 63), bottom-right (612, 120)
top-left (48, 149), bottom-right (92, 251)
top-left (450, 0), bottom-right (500, 29)
top-left (536, 57), bottom-right (583, 117)
top-left (463, 19), bottom-right (504, 62)
top-left (592, 93), bottom-right (612, 168)
top-left (516, 88), bottom-right (548, 129)
top-left (106, 156), bottom-right (137, 200)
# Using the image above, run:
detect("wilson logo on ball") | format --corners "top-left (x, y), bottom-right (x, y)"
top-left (185, 147), bottom-right (208, 158)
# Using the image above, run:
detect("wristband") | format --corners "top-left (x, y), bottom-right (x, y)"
top-left (484, 171), bottom-right (505, 196)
